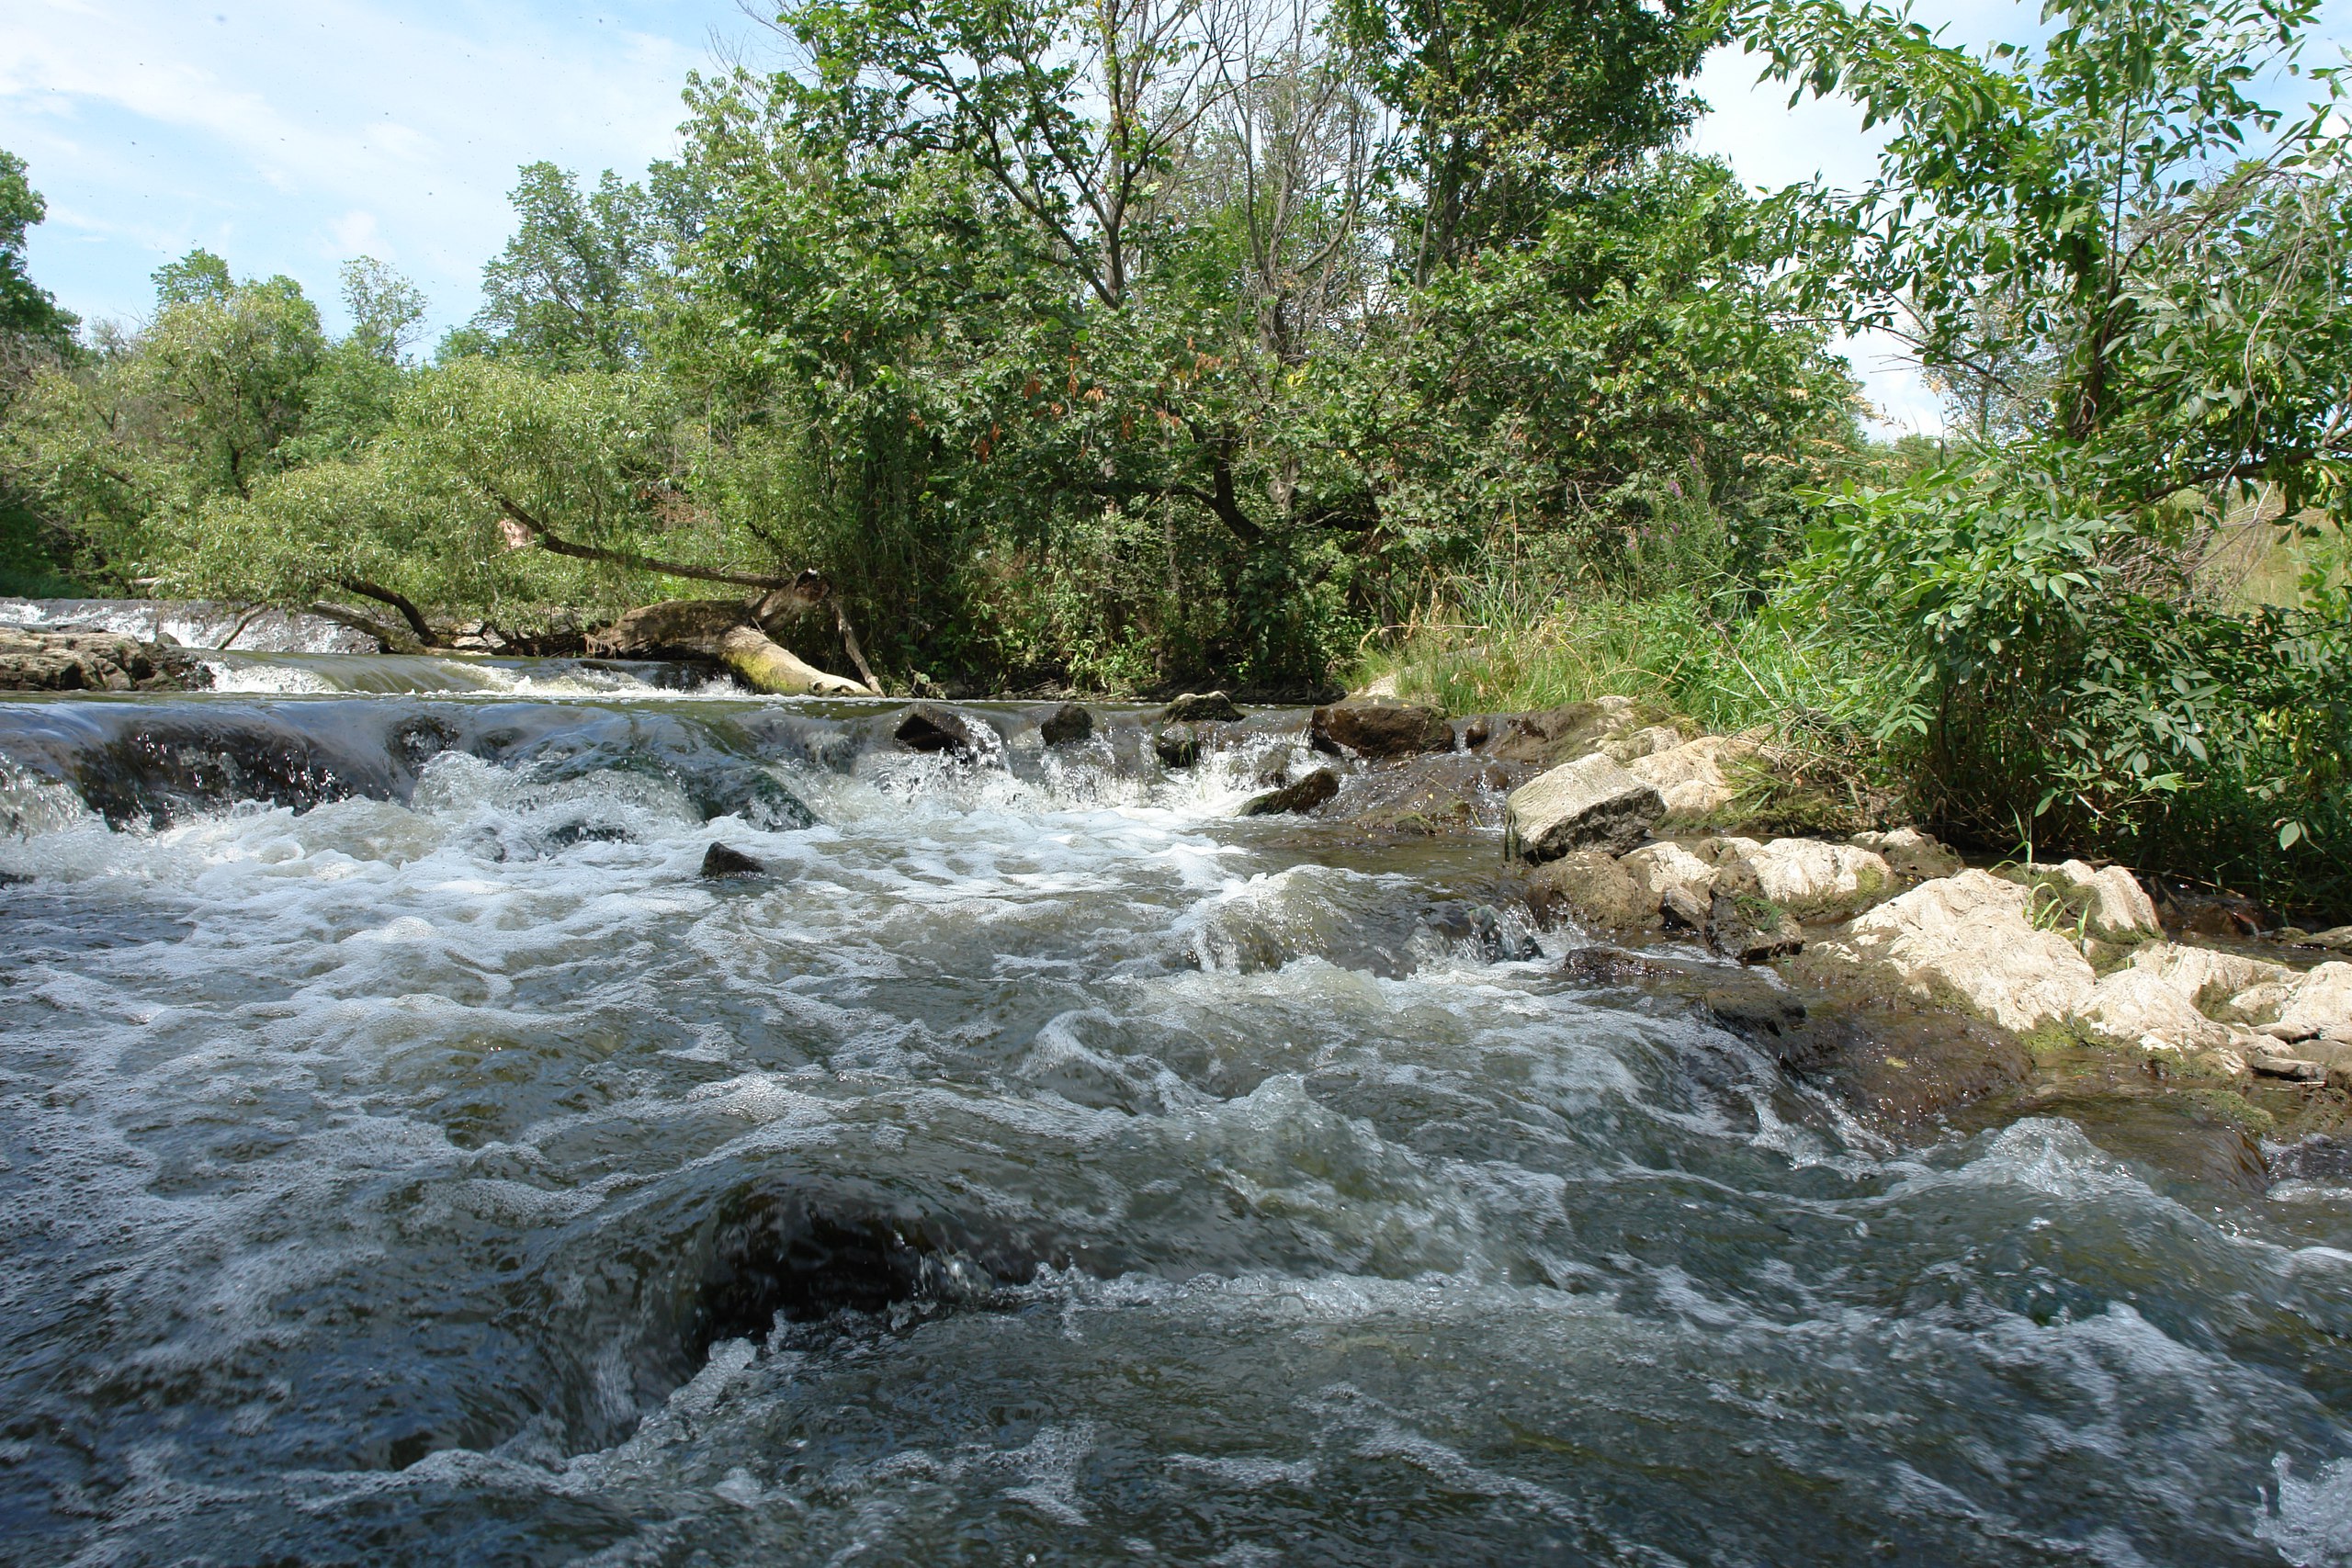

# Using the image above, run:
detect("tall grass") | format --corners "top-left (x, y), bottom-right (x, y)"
top-left (1352, 572), bottom-right (1889, 744)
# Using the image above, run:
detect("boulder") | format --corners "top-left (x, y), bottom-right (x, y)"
top-left (1237, 768), bottom-right (1340, 818)
top-left (1161, 691), bottom-right (1243, 723)
top-left (2277, 962), bottom-right (2352, 1038)
top-left (0, 627), bottom-right (214, 693)
top-left (1625, 734), bottom-right (1759, 822)
top-left (896, 703), bottom-right (985, 756)
top-left (2123, 943), bottom-right (2291, 1013)
top-left (1720, 838), bottom-right (1896, 922)
top-left (1037, 703), bottom-right (1094, 746)
top-left (1309, 701), bottom-right (1452, 760)
top-left (2299, 925), bottom-right (2352, 953)
top-left (1600, 724), bottom-right (1683, 762)
top-left (2014, 860), bottom-right (2163, 942)
top-left (1708, 888), bottom-right (1804, 963)
top-left (1153, 726), bottom-right (1203, 769)
top-left (1480, 697), bottom-right (1639, 766)
top-left (1327, 753), bottom-right (1521, 837)
top-left (1813, 869), bottom-right (2097, 1033)
top-left (1850, 827), bottom-right (1963, 881)
top-left (1621, 841), bottom-right (1719, 905)
top-left (1523, 851), bottom-right (1656, 931)
top-left (701, 843), bottom-right (766, 878)
top-left (2076, 965), bottom-right (2231, 1051)
top-left (1504, 754), bottom-right (1664, 863)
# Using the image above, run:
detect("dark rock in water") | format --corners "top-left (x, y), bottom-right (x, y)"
top-left (1471, 904), bottom-right (1542, 962)
top-left (1708, 887), bottom-right (1804, 964)
top-left (0, 871), bottom-right (27, 886)
top-left (1154, 725), bottom-right (1202, 769)
top-left (1038, 702), bottom-right (1094, 746)
top-left (1161, 691), bottom-right (1242, 723)
top-left (1238, 767), bottom-right (1339, 817)
top-left (0, 627), bottom-right (214, 693)
top-left (701, 843), bottom-right (766, 878)
top-left (686, 1189), bottom-right (1065, 1357)
top-left (1310, 700), bottom-right (1451, 760)
top-left (545, 820), bottom-right (635, 850)
top-left (1559, 945), bottom-right (1693, 986)
top-left (2270, 1134), bottom-right (2352, 1185)
top-left (896, 702), bottom-right (982, 756)
top-left (1325, 752), bottom-right (1522, 839)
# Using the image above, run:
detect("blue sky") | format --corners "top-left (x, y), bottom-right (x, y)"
top-left (3, 1), bottom-right (2345, 433)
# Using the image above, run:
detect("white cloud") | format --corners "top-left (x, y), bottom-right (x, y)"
top-left (0, 0), bottom-right (723, 333)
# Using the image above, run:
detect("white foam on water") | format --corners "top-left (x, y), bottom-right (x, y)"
top-left (2262, 1455), bottom-right (2352, 1566)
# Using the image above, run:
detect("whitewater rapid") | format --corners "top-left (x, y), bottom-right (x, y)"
top-left (0, 683), bottom-right (2348, 1564)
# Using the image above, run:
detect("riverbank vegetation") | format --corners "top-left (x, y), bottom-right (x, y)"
top-left (1, 0), bottom-right (2349, 913)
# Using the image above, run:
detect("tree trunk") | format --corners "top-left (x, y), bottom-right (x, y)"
top-left (587, 599), bottom-right (869, 697)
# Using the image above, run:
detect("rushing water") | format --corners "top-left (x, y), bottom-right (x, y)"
top-left (2, 663), bottom-right (2350, 1566)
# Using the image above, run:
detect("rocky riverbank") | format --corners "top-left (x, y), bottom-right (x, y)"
top-left (1155, 688), bottom-right (2352, 1166)
top-left (0, 626), bottom-right (215, 692)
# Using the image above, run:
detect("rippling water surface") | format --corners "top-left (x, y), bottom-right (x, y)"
top-left (2, 673), bottom-right (2350, 1566)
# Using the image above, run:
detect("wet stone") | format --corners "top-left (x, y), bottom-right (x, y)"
top-left (1153, 725), bottom-right (1203, 769)
top-left (896, 702), bottom-right (983, 755)
top-left (700, 843), bottom-right (767, 878)
top-left (1238, 767), bottom-right (1340, 818)
top-left (1037, 703), bottom-right (1094, 747)
top-left (1160, 691), bottom-right (1243, 723)
top-left (1309, 700), bottom-right (1452, 760)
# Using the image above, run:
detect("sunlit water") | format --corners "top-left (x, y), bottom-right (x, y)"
top-left (2, 674), bottom-right (2350, 1565)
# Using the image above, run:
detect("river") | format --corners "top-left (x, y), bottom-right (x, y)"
top-left (1, 649), bottom-right (2348, 1565)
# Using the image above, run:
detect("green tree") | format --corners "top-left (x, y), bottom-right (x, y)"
top-left (0, 148), bottom-right (78, 352)
top-left (1331, 0), bottom-right (1716, 277)
top-left (449, 162), bottom-right (703, 370)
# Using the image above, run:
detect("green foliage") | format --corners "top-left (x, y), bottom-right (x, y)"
top-left (1331, 0), bottom-right (1715, 272)
top-left (0, 148), bottom-right (77, 351)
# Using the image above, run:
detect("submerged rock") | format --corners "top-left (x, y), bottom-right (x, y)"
top-left (1161, 691), bottom-right (1243, 723)
top-left (701, 843), bottom-right (767, 878)
top-left (1504, 753), bottom-right (1663, 863)
top-left (1238, 767), bottom-right (1340, 818)
top-left (1037, 702), bottom-right (1094, 746)
top-left (1309, 700), bottom-right (1452, 760)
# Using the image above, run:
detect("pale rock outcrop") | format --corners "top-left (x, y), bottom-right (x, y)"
top-left (2018, 859), bottom-right (2163, 942)
top-left (1620, 841), bottom-right (1719, 903)
top-left (2077, 965), bottom-right (2231, 1051)
top-left (1850, 827), bottom-right (1964, 880)
top-left (1600, 724), bottom-right (1684, 763)
top-left (1626, 734), bottom-right (1758, 822)
top-left (2276, 962), bottom-right (2352, 1039)
top-left (1725, 838), bottom-right (1896, 922)
top-left (2126, 943), bottom-right (2291, 1012)
top-left (1504, 753), bottom-right (1664, 862)
top-left (1817, 870), bottom-right (2097, 1033)
top-left (1695, 835), bottom-right (1765, 866)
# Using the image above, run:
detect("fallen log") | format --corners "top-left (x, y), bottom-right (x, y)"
top-left (587, 598), bottom-right (870, 697)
